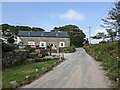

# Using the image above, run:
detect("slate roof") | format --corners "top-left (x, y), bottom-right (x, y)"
top-left (18, 31), bottom-right (69, 38)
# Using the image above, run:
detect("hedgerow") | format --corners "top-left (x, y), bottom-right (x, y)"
top-left (83, 41), bottom-right (119, 88)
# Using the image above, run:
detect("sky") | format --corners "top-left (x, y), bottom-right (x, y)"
top-left (2, 2), bottom-right (115, 43)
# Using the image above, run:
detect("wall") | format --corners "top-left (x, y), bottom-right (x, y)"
top-left (2, 50), bottom-right (29, 68)
top-left (18, 37), bottom-right (70, 48)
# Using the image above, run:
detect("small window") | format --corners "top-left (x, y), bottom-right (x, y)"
top-left (41, 43), bottom-right (44, 46)
top-left (40, 42), bottom-right (46, 47)
top-left (28, 41), bottom-right (35, 45)
top-left (59, 42), bottom-right (65, 47)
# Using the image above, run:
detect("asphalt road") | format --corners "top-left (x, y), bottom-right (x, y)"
top-left (23, 48), bottom-right (111, 88)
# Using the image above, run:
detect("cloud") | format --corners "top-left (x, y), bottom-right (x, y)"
top-left (50, 9), bottom-right (85, 21)
top-left (95, 28), bottom-right (107, 35)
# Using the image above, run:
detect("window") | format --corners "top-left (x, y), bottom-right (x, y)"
top-left (59, 42), bottom-right (65, 47)
top-left (40, 42), bottom-right (46, 47)
top-left (28, 41), bottom-right (35, 45)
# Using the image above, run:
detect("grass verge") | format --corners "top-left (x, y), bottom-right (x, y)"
top-left (2, 58), bottom-right (63, 88)
top-left (83, 42), bottom-right (119, 88)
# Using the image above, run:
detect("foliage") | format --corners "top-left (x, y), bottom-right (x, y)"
top-left (83, 42), bottom-right (119, 88)
top-left (60, 46), bottom-right (76, 53)
top-left (2, 50), bottom-right (29, 68)
top-left (29, 53), bottom-right (38, 58)
top-left (106, 29), bottom-right (117, 42)
top-left (2, 59), bottom-right (61, 88)
top-left (25, 45), bottom-right (35, 53)
top-left (84, 38), bottom-right (89, 45)
top-left (91, 32), bottom-right (104, 39)
top-left (2, 43), bottom-right (15, 52)
top-left (7, 37), bottom-right (15, 44)
top-left (51, 25), bottom-right (86, 47)
top-left (1, 24), bottom-right (45, 36)
top-left (40, 49), bottom-right (48, 57)
top-left (101, 1), bottom-right (120, 41)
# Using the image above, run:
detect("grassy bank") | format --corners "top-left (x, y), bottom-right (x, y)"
top-left (83, 42), bottom-right (119, 88)
top-left (2, 58), bottom-right (62, 88)
top-left (60, 46), bottom-right (76, 53)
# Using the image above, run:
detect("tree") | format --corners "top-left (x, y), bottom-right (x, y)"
top-left (7, 36), bottom-right (15, 44)
top-left (2, 24), bottom-right (10, 35)
top-left (1, 24), bottom-right (45, 36)
top-left (106, 29), bottom-right (117, 41)
top-left (91, 32), bottom-right (110, 43)
top-left (51, 25), bottom-right (86, 47)
top-left (84, 38), bottom-right (89, 45)
top-left (101, 1), bottom-right (120, 41)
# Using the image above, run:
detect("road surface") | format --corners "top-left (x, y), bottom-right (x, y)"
top-left (23, 48), bottom-right (111, 88)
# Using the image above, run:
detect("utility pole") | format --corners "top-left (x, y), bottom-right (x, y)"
top-left (89, 26), bottom-right (91, 44)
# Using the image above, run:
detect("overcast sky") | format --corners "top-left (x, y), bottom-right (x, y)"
top-left (2, 2), bottom-right (114, 43)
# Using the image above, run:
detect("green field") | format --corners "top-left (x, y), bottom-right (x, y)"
top-left (2, 59), bottom-right (60, 88)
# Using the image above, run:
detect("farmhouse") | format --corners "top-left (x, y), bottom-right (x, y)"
top-left (17, 31), bottom-right (70, 49)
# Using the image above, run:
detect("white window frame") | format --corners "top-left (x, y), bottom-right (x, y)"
top-left (40, 42), bottom-right (46, 47)
top-left (59, 42), bottom-right (65, 47)
top-left (28, 41), bottom-right (35, 45)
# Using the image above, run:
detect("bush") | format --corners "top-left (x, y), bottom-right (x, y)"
top-left (7, 37), bottom-right (15, 44)
top-left (25, 45), bottom-right (35, 53)
top-left (40, 49), bottom-right (48, 57)
top-left (29, 53), bottom-right (38, 58)
top-left (84, 41), bottom-right (119, 88)
top-left (60, 46), bottom-right (76, 53)
top-left (2, 43), bottom-right (15, 52)
top-left (2, 50), bottom-right (30, 68)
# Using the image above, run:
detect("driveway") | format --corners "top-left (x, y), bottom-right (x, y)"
top-left (23, 48), bottom-right (111, 88)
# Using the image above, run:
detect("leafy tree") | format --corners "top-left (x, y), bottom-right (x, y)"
top-left (101, 1), bottom-right (120, 41)
top-left (1, 24), bottom-right (10, 35)
top-left (91, 32), bottom-right (109, 42)
top-left (51, 25), bottom-right (86, 47)
top-left (32, 27), bottom-right (45, 32)
top-left (7, 36), bottom-right (15, 44)
top-left (106, 29), bottom-right (117, 41)
top-left (84, 38), bottom-right (89, 44)
top-left (1, 24), bottom-right (45, 36)
top-left (91, 32), bottom-right (104, 39)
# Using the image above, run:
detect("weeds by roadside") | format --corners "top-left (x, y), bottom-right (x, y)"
top-left (83, 42), bottom-right (119, 88)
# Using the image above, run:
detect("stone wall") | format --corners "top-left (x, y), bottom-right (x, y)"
top-left (19, 37), bottom-right (70, 47)
top-left (2, 50), bottom-right (29, 68)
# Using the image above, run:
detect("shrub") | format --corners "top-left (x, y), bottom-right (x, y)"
top-left (60, 46), bottom-right (76, 53)
top-left (7, 38), bottom-right (15, 44)
top-left (25, 45), bottom-right (35, 53)
top-left (51, 49), bottom-right (57, 53)
top-left (2, 43), bottom-right (15, 52)
top-left (29, 53), bottom-right (38, 58)
top-left (2, 50), bottom-right (29, 68)
top-left (40, 49), bottom-right (48, 57)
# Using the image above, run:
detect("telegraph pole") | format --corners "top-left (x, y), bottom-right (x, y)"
top-left (89, 26), bottom-right (91, 44)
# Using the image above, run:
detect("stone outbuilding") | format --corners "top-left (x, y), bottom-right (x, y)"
top-left (17, 31), bottom-right (70, 49)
